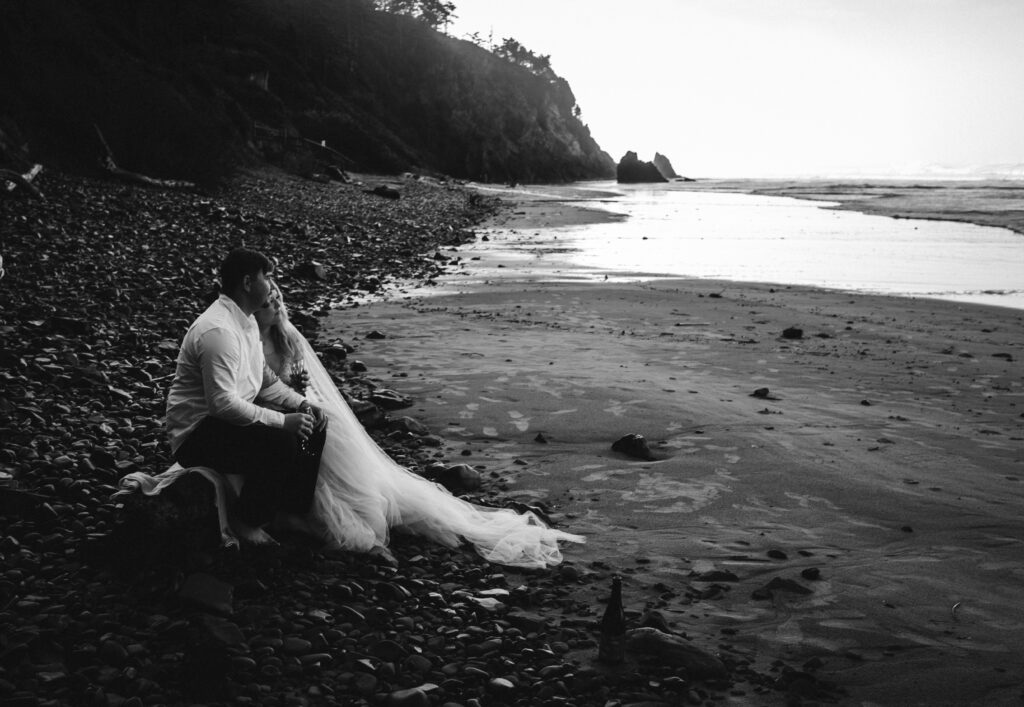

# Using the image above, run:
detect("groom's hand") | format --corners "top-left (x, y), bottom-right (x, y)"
top-left (283, 411), bottom-right (315, 440)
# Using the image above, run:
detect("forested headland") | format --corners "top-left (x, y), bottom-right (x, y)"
top-left (0, 0), bottom-right (616, 185)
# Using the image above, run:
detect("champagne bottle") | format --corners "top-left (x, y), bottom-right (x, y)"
top-left (598, 574), bottom-right (626, 664)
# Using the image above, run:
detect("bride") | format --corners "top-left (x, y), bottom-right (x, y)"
top-left (253, 284), bottom-right (584, 568)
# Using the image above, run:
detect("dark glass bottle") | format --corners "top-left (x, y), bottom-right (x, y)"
top-left (598, 575), bottom-right (626, 663)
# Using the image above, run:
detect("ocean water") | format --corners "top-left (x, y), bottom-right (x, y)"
top-left (480, 181), bottom-right (1024, 310)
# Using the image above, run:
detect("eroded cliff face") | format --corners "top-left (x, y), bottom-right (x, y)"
top-left (0, 0), bottom-right (615, 183)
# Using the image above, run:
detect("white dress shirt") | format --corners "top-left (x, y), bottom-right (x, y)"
top-left (166, 295), bottom-right (306, 453)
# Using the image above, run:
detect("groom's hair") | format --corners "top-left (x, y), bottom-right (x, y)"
top-left (220, 248), bottom-right (273, 292)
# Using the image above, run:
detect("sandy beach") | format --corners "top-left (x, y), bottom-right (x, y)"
top-left (328, 186), bottom-right (1024, 705)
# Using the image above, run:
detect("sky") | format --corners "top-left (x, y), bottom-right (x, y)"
top-left (448, 0), bottom-right (1024, 178)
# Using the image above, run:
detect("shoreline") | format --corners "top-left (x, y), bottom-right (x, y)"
top-left (459, 178), bottom-right (1024, 313)
top-left (453, 178), bottom-right (1024, 311)
top-left (339, 187), bottom-right (1024, 705)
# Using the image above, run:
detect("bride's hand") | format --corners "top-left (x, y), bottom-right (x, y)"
top-left (290, 370), bottom-right (310, 392)
top-left (300, 402), bottom-right (328, 431)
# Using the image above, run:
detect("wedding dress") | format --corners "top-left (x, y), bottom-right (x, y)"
top-left (281, 324), bottom-right (585, 569)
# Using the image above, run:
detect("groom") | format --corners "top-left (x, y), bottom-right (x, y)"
top-left (166, 248), bottom-right (326, 528)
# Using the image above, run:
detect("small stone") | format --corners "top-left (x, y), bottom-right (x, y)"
top-left (99, 640), bottom-right (128, 667)
top-left (370, 639), bottom-right (409, 661)
top-left (353, 673), bottom-right (378, 695)
top-left (488, 677), bottom-right (516, 692)
top-left (387, 687), bottom-right (429, 707)
top-left (283, 637), bottom-right (312, 655)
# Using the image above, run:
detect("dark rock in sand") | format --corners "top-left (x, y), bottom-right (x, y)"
top-left (616, 151), bottom-right (668, 184)
top-left (369, 185), bottom-right (401, 199)
top-left (639, 610), bottom-right (673, 632)
top-left (625, 627), bottom-right (728, 680)
top-left (801, 567), bottom-right (822, 581)
top-left (611, 433), bottom-right (655, 460)
top-left (438, 463), bottom-right (482, 493)
top-left (387, 416), bottom-right (430, 436)
top-left (782, 326), bottom-right (804, 340)
top-left (371, 388), bottom-right (413, 410)
top-left (751, 576), bottom-right (813, 600)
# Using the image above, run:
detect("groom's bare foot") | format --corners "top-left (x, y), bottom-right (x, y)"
top-left (237, 526), bottom-right (277, 545)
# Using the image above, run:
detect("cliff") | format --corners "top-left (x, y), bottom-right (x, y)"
top-left (0, 0), bottom-right (615, 185)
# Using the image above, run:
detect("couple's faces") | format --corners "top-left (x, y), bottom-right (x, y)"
top-left (250, 272), bottom-right (282, 326)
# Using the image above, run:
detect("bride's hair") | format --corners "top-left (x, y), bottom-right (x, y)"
top-left (268, 285), bottom-right (300, 363)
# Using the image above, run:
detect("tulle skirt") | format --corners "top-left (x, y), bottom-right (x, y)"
top-left (306, 398), bottom-right (584, 568)
top-left (296, 333), bottom-right (584, 568)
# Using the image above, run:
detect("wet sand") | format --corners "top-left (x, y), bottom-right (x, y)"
top-left (326, 187), bottom-right (1024, 706)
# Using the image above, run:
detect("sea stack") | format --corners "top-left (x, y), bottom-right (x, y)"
top-left (616, 151), bottom-right (667, 183)
top-left (652, 152), bottom-right (679, 179)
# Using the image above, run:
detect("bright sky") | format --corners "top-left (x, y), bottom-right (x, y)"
top-left (448, 0), bottom-right (1024, 178)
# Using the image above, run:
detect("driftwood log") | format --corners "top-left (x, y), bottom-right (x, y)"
top-left (1, 163), bottom-right (44, 200)
top-left (94, 124), bottom-right (197, 191)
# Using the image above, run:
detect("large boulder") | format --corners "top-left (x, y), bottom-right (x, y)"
top-left (616, 151), bottom-right (667, 183)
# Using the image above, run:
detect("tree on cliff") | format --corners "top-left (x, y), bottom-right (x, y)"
top-left (374, 0), bottom-right (457, 30)
top-left (494, 37), bottom-right (555, 80)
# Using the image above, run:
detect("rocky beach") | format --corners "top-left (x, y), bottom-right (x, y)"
top-left (1, 169), bottom-right (1022, 707)
top-left (0, 169), bottom-right (778, 707)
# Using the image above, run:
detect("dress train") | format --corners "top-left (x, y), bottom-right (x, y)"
top-left (293, 328), bottom-right (584, 568)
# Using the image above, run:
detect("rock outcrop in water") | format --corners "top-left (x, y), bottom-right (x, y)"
top-left (653, 152), bottom-right (679, 179)
top-left (616, 151), bottom-right (668, 183)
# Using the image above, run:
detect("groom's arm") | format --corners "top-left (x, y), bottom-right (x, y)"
top-left (199, 328), bottom-right (289, 428)
top-left (259, 363), bottom-right (326, 429)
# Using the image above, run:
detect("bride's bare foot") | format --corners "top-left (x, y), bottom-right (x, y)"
top-left (367, 544), bottom-right (398, 567)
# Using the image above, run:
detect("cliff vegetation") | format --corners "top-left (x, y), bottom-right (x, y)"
top-left (0, 0), bottom-right (615, 185)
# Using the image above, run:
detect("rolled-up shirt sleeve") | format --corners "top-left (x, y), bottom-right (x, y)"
top-left (258, 363), bottom-right (306, 410)
top-left (199, 328), bottom-right (287, 428)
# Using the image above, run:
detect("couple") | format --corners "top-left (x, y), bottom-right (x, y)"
top-left (160, 248), bottom-right (583, 568)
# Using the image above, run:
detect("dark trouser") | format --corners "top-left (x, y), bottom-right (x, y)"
top-left (175, 416), bottom-right (324, 527)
